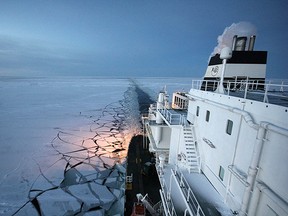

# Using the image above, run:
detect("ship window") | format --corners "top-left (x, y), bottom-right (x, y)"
top-left (226, 120), bottom-right (233, 135)
top-left (196, 106), bottom-right (199, 116)
top-left (219, 166), bottom-right (225, 181)
top-left (206, 110), bottom-right (210, 122)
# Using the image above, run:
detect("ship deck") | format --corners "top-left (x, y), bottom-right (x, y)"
top-left (125, 135), bottom-right (161, 216)
top-left (191, 79), bottom-right (288, 107)
top-left (160, 165), bottom-right (232, 216)
top-left (229, 90), bottom-right (288, 107)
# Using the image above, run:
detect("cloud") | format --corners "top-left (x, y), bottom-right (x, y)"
top-left (0, 35), bottom-right (189, 77)
top-left (0, 35), bottom-right (90, 76)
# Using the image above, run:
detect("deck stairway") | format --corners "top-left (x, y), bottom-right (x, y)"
top-left (183, 126), bottom-right (200, 173)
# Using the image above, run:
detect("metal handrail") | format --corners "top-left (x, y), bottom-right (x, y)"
top-left (191, 79), bottom-right (288, 106)
top-left (156, 164), bottom-right (177, 216)
top-left (159, 189), bottom-right (177, 216)
top-left (158, 108), bottom-right (187, 125)
top-left (173, 169), bottom-right (205, 216)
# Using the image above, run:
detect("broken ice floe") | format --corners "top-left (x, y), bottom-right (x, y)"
top-left (12, 84), bottom-right (141, 215)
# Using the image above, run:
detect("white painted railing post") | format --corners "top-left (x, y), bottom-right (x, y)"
top-left (197, 206), bottom-right (201, 216)
top-left (244, 78), bottom-right (249, 99)
top-left (167, 175), bottom-right (174, 203)
top-left (227, 82), bottom-right (231, 95)
top-left (264, 84), bottom-right (269, 103)
top-left (187, 188), bottom-right (191, 202)
top-left (184, 209), bottom-right (188, 216)
top-left (180, 173), bottom-right (184, 188)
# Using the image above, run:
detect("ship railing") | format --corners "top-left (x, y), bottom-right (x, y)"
top-left (172, 168), bottom-right (205, 216)
top-left (156, 164), bottom-right (177, 216)
top-left (153, 201), bottom-right (164, 215)
top-left (158, 108), bottom-right (187, 125)
top-left (191, 79), bottom-right (288, 106)
top-left (159, 188), bottom-right (177, 216)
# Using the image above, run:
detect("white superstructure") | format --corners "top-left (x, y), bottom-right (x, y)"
top-left (143, 35), bottom-right (288, 215)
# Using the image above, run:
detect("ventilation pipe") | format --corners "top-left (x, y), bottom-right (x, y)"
top-left (235, 37), bottom-right (247, 51)
top-left (155, 92), bottom-right (165, 144)
top-left (156, 92), bottom-right (164, 124)
top-left (232, 35), bottom-right (238, 51)
top-left (248, 35), bottom-right (256, 51)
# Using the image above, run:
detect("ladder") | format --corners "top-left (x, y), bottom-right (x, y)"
top-left (183, 126), bottom-right (200, 173)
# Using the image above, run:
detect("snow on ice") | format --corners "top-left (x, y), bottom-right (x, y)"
top-left (0, 77), bottom-right (192, 215)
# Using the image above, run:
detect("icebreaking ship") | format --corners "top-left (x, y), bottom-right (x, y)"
top-left (142, 35), bottom-right (288, 215)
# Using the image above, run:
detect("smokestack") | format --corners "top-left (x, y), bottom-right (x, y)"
top-left (235, 36), bottom-right (247, 51)
top-left (211, 22), bottom-right (257, 55)
top-left (248, 35), bottom-right (256, 51)
top-left (232, 35), bottom-right (238, 51)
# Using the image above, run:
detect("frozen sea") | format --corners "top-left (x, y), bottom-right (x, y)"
top-left (0, 77), bottom-right (193, 215)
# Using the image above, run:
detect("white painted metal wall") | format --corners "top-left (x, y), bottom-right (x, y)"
top-left (187, 89), bottom-right (288, 215)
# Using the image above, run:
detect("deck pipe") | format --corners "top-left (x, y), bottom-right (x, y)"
top-left (249, 182), bottom-right (288, 215)
top-left (154, 92), bottom-right (165, 144)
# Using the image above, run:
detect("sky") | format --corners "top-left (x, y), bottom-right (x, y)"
top-left (0, 0), bottom-right (288, 78)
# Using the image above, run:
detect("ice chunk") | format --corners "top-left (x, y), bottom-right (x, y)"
top-left (94, 178), bottom-right (105, 185)
top-left (114, 163), bottom-right (126, 174)
top-left (29, 174), bottom-right (55, 194)
top-left (68, 183), bottom-right (101, 211)
top-left (82, 173), bottom-right (98, 182)
top-left (83, 208), bottom-right (105, 216)
top-left (98, 169), bottom-right (111, 179)
top-left (39, 159), bottom-right (67, 186)
top-left (106, 195), bottom-right (125, 216)
top-left (105, 177), bottom-right (121, 189)
top-left (74, 163), bottom-right (98, 178)
top-left (109, 169), bottom-right (120, 178)
top-left (37, 188), bottom-right (81, 215)
top-left (110, 188), bottom-right (123, 199)
top-left (101, 156), bottom-right (117, 167)
top-left (11, 202), bottom-right (39, 216)
top-left (60, 167), bottom-right (82, 187)
top-left (82, 139), bottom-right (97, 149)
top-left (90, 183), bottom-right (116, 210)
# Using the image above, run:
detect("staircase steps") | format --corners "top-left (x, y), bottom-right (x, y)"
top-left (183, 126), bottom-right (200, 173)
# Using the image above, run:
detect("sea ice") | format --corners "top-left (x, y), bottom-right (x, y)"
top-left (0, 77), bottom-right (192, 215)
top-left (36, 188), bottom-right (81, 215)
top-left (89, 183), bottom-right (116, 210)
top-left (68, 183), bottom-right (101, 211)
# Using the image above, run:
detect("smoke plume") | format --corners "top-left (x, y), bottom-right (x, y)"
top-left (212, 22), bottom-right (257, 56)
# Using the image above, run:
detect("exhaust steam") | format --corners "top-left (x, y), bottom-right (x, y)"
top-left (212, 22), bottom-right (257, 56)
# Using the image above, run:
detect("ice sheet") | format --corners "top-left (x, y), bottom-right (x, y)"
top-left (0, 77), bottom-right (139, 215)
top-left (0, 76), bottom-right (192, 215)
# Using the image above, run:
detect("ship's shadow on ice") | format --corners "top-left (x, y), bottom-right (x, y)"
top-left (12, 84), bottom-right (142, 215)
